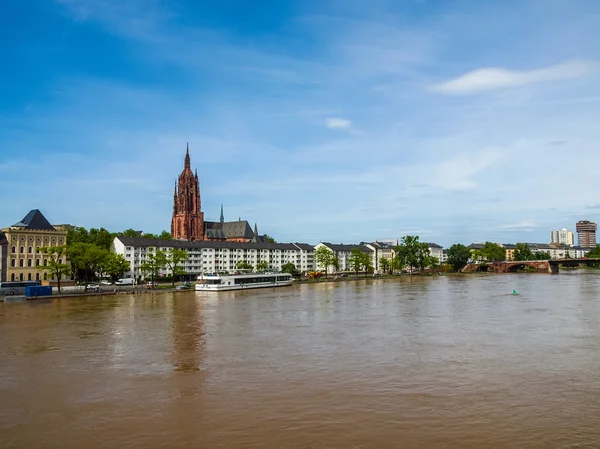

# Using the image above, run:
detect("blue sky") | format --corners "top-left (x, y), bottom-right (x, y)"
top-left (2, 0), bottom-right (600, 246)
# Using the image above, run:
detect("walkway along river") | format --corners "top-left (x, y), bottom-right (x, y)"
top-left (1, 272), bottom-right (600, 448)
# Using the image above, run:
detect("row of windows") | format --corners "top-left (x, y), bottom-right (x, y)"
top-left (8, 272), bottom-right (48, 281)
top-left (10, 245), bottom-right (63, 254)
top-left (8, 259), bottom-right (59, 267)
top-left (11, 236), bottom-right (63, 244)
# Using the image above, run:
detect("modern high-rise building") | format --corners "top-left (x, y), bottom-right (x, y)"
top-left (575, 220), bottom-right (597, 248)
top-left (550, 228), bottom-right (574, 247)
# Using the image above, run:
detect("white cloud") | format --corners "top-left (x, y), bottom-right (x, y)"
top-left (429, 60), bottom-right (597, 95)
top-left (325, 117), bottom-right (352, 129)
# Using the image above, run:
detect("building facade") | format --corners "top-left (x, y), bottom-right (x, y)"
top-left (365, 242), bottom-right (396, 273)
top-left (550, 228), bottom-right (575, 247)
top-left (576, 221), bottom-right (597, 248)
top-left (0, 210), bottom-right (69, 283)
top-left (314, 243), bottom-right (375, 273)
top-left (112, 236), bottom-right (315, 280)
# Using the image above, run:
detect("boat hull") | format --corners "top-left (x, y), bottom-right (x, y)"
top-left (195, 280), bottom-right (293, 291)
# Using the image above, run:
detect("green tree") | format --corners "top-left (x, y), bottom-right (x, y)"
top-left (164, 248), bottom-right (189, 286)
top-left (379, 257), bottom-right (391, 274)
top-left (535, 251), bottom-right (551, 260)
top-left (480, 242), bottom-right (506, 262)
top-left (256, 260), bottom-right (270, 272)
top-left (349, 249), bottom-right (365, 277)
top-left (67, 227), bottom-right (90, 245)
top-left (587, 245), bottom-right (600, 258)
top-left (88, 227), bottom-right (115, 250)
top-left (281, 262), bottom-right (299, 276)
top-left (101, 252), bottom-right (131, 283)
top-left (68, 242), bottom-right (107, 291)
top-left (158, 230), bottom-right (173, 240)
top-left (140, 250), bottom-right (167, 284)
top-left (314, 246), bottom-right (336, 276)
top-left (121, 229), bottom-right (139, 238)
top-left (263, 234), bottom-right (276, 243)
top-left (446, 243), bottom-right (471, 272)
top-left (395, 236), bottom-right (425, 274)
top-left (513, 243), bottom-right (533, 261)
top-left (37, 246), bottom-right (70, 294)
top-left (236, 260), bottom-right (253, 271)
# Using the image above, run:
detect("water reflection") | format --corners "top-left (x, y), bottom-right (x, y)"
top-left (171, 296), bottom-right (205, 373)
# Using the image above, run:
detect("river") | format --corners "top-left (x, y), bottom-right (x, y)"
top-left (1, 272), bottom-right (600, 448)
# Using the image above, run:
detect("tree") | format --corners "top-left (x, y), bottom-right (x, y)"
top-left (360, 251), bottom-right (373, 273)
top-left (67, 227), bottom-right (89, 245)
top-left (236, 260), bottom-right (253, 271)
top-left (281, 262), bottom-right (299, 276)
top-left (37, 246), bottom-right (70, 294)
top-left (263, 234), bottom-right (276, 243)
top-left (88, 227), bottom-right (115, 250)
top-left (446, 244), bottom-right (471, 272)
top-left (256, 260), bottom-right (270, 272)
top-left (480, 241), bottom-right (506, 262)
top-left (587, 245), bottom-right (600, 258)
top-left (513, 243), bottom-right (533, 261)
top-left (68, 242), bottom-right (107, 291)
top-left (395, 236), bottom-right (426, 273)
top-left (164, 248), bottom-right (189, 285)
top-left (535, 251), bottom-right (551, 260)
top-left (101, 253), bottom-right (131, 283)
top-left (140, 250), bottom-right (167, 284)
top-left (120, 229), bottom-right (139, 238)
top-left (158, 230), bottom-right (173, 240)
top-left (349, 249), bottom-right (365, 277)
top-left (379, 257), bottom-right (391, 274)
top-left (314, 246), bottom-right (336, 276)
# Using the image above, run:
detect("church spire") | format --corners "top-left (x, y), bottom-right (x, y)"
top-left (220, 204), bottom-right (224, 223)
top-left (184, 143), bottom-right (191, 169)
top-left (254, 223), bottom-right (258, 236)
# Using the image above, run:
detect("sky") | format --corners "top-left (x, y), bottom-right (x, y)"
top-left (2, 0), bottom-right (600, 246)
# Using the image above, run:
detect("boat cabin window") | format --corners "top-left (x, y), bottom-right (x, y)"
top-left (205, 279), bottom-right (221, 285)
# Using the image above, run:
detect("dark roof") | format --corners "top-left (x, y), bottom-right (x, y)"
top-left (205, 220), bottom-right (254, 239)
top-left (467, 243), bottom-right (485, 249)
top-left (502, 243), bottom-right (517, 249)
top-left (116, 236), bottom-right (299, 250)
top-left (294, 243), bottom-right (315, 251)
top-left (367, 241), bottom-right (396, 249)
top-left (12, 209), bottom-right (56, 231)
top-left (321, 242), bottom-right (373, 252)
top-left (425, 242), bottom-right (442, 249)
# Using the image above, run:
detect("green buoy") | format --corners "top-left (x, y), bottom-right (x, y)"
top-left (513, 290), bottom-right (518, 296)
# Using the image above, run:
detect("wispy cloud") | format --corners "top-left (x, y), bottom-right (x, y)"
top-left (429, 60), bottom-right (597, 95)
top-left (325, 117), bottom-right (352, 130)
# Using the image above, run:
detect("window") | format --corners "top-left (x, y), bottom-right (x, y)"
top-left (44, 259), bottom-right (47, 266)
top-left (11, 246), bottom-right (15, 254)
top-left (36, 259), bottom-right (39, 266)
top-left (19, 259), bottom-right (24, 267)
top-left (20, 246), bottom-right (24, 253)
top-left (11, 274), bottom-right (15, 281)
top-left (19, 273), bottom-right (24, 281)
top-left (36, 273), bottom-right (40, 281)
top-left (28, 246), bottom-right (32, 253)
top-left (28, 273), bottom-right (32, 281)
top-left (27, 259), bottom-right (32, 267)
top-left (11, 259), bottom-right (15, 267)
top-left (58, 258), bottom-right (62, 264)
top-left (44, 273), bottom-right (47, 280)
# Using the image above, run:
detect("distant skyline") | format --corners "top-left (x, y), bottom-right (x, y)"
top-left (2, 0), bottom-right (600, 247)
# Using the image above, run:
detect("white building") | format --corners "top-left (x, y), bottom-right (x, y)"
top-left (314, 242), bottom-right (374, 273)
top-left (364, 242), bottom-right (396, 273)
top-left (426, 243), bottom-right (444, 264)
top-left (550, 228), bottom-right (574, 247)
top-left (112, 236), bottom-right (315, 280)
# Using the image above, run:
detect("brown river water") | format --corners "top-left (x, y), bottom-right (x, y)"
top-left (2, 273), bottom-right (600, 448)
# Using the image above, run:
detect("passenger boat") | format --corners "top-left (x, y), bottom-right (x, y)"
top-left (195, 272), bottom-right (294, 291)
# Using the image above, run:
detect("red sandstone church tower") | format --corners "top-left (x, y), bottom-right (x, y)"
top-left (171, 145), bottom-right (204, 240)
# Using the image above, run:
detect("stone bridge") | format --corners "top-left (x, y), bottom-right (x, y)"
top-left (462, 258), bottom-right (600, 274)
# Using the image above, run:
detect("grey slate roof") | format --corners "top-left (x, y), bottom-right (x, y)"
top-left (294, 243), bottom-right (315, 251)
top-left (204, 220), bottom-right (254, 239)
top-left (425, 242), bottom-right (443, 249)
top-left (321, 242), bottom-right (373, 253)
top-left (116, 236), bottom-right (299, 250)
top-left (11, 209), bottom-right (56, 231)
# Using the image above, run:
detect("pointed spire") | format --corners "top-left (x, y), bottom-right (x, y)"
top-left (184, 143), bottom-right (191, 169)
top-left (254, 223), bottom-right (258, 236)
top-left (220, 204), bottom-right (224, 223)
top-left (174, 180), bottom-right (177, 197)
top-left (195, 168), bottom-right (198, 179)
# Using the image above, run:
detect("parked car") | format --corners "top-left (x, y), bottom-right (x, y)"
top-left (86, 284), bottom-right (100, 291)
top-left (100, 280), bottom-right (112, 286)
top-left (176, 284), bottom-right (191, 290)
top-left (115, 278), bottom-right (134, 286)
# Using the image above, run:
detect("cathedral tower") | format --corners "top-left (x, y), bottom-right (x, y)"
top-left (171, 144), bottom-right (204, 240)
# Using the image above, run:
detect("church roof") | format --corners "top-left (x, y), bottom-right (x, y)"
top-left (204, 220), bottom-right (255, 239)
top-left (11, 209), bottom-right (56, 231)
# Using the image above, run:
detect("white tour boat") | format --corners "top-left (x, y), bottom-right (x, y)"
top-left (195, 272), bottom-right (294, 291)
